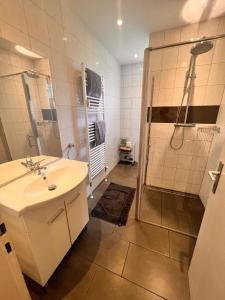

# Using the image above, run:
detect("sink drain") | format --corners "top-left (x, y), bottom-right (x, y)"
top-left (48, 184), bottom-right (57, 191)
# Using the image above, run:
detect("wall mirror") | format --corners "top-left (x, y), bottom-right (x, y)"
top-left (0, 37), bottom-right (62, 163)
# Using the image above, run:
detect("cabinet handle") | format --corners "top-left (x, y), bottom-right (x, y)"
top-left (47, 208), bottom-right (64, 224)
top-left (68, 192), bottom-right (80, 205)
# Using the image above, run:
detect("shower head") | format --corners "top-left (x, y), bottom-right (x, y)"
top-left (25, 71), bottom-right (40, 79)
top-left (190, 41), bottom-right (213, 56)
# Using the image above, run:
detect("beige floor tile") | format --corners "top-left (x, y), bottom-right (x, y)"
top-left (162, 194), bottom-right (204, 235)
top-left (114, 219), bottom-right (169, 256)
top-left (140, 189), bottom-right (162, 224)
top-left (123, 244), bottom-right (190, 300)
top-left (169, 231), bottom-right (196, 264)
top-left (86, 267), bottom-right (163, 300)
top-left (140, 188), bottom-right (204, 236)
top-left (75, 231), bottom-right (129, 275)
top-left (86, 217), bottom-right (116, 239)
top-left (106, 163), bottom-right (138, 188)
top-left (26, 253), bottom-right (98, 300)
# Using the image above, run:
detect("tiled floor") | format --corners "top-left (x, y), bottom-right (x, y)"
top-left (141, 187), bottom-right (205, 236)
top-left (26, 163), bottom-right (195, 300)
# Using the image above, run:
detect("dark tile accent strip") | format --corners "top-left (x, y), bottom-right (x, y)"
top-left (151, 105), bottom-right (219, 124)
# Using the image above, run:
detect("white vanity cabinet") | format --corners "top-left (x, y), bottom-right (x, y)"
top-left (65, 181), bottom-right (89, 243)
top-left (0, 219), bottom-right (31, 300)
top-left (0, 181), bottom-right (89, 286)
top-left (22, 197), bottom-right (71, 285)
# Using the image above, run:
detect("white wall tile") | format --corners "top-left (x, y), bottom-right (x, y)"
top-left (149, 50), bottom-right (162, 71)
top-left (164, 28), bottom-right (181, 45)
top-left (24, 0), bottom-right (49, 45)
top-left (150, 31), bottom-right (164, 47)
top-left (160, 69), bottom-right (176, 88)
top-left (195, 65), bottom-right (211, 86)
top-left (180, 24), bottom-right (199, 42)
top-left (162, 48), bottom-right (178, 69)
top-left (0, 0), bottom-right (28, 34)
top-left (213, 39), bottom-right (225, 63)
top-left (177, 45), bottom-right (192, 68)
top-left (208, 63), bottom-right (225, 85)
top-left (198, 19), bottom-right (219, 38)
top-left (157, 88), bottom-right (174, 106)
top-left (0, 0), bottom-right (121, 190)
top-left (217, 16), bottom-right (225, 35)
top-left (175, 68), bottom-right (187, 88)
top-left (204, 85), bottom-right (225, 105)
top-left (120, 63), bottom-right (143, 162)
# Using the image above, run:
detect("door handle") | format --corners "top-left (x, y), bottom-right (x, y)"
top-left (208, 161), bottom-right (224, 194)
top-left (208, 171), bottom-right (220, 181)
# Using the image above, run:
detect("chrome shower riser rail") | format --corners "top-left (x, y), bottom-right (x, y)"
top-left (147, 33), bottom-right (225, 52)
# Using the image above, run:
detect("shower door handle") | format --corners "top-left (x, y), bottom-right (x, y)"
top-left (208, 161), bottom-right (224, 194)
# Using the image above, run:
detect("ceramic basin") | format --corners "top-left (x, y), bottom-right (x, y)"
top-left (0, 156), bottom-right (88, 215)
top-left (24, 166), bottom-right (76, 196)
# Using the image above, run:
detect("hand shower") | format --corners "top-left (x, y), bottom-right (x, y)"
top-left (170, 40), bottom-right (213, 150)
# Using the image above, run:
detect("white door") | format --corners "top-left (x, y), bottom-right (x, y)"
top-left (0, 221), bottom-right (31, 300)
top-left (189, 144), bottom-right (225, 299)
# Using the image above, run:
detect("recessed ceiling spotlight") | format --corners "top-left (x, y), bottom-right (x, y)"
top-left (134, 53), bottom-right (138, 58)
top-left (96, 61), bottom-right (99, 65)
top-left (15, 45), bottom-right (43, 59)
top-left (62, 37), bottom-right (68, 41)
top-left (117, 18), bottom-right (123, 26)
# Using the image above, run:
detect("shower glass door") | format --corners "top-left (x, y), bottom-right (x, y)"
top-left (140, 37), bottom-right (225, 236)
top-left (24, 73), bottom-right (61, 157)
top-left (0, 36), bottom-right (62, 162)
top-left (0, 74), bottom-right (39, 160)
top-left (0, 117), bottom-right (11, 163)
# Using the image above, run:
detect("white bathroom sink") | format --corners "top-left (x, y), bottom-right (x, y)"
top-left (24, 166), bottom-right (77, 196)
top-left (0, 156), bottom-right (88, 215)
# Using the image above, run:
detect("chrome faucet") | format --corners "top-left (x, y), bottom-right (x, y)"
top-left (21, 156), bottom-right (47, 175)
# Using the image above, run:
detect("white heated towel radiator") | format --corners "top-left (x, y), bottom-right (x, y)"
top-left (82, 65), bottom-right (106, 190)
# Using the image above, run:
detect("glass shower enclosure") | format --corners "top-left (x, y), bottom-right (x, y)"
top-left (137, 34), bottom-right (225, 237)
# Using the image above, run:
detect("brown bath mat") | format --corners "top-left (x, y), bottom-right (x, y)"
top-left (91, 183), bottom-right (136, 226)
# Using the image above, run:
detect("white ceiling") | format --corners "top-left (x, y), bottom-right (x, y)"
top-left (70, 0), bottom-right (225, 64)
